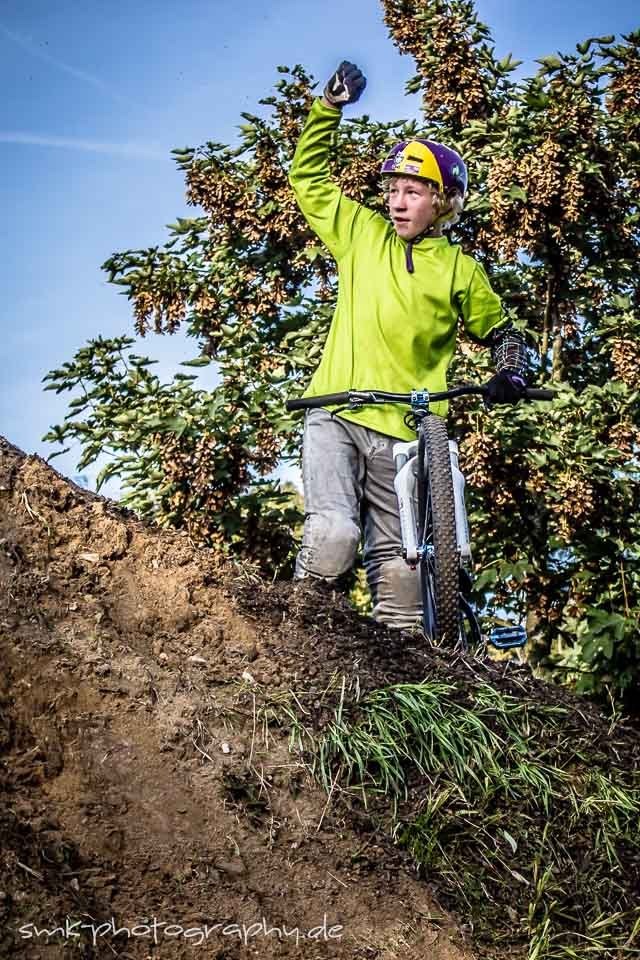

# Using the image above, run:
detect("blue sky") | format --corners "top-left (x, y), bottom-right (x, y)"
top-left (1, 0), bottom-right (638, 491)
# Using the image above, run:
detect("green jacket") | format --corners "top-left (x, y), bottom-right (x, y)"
top-left (289, 98), bottom-right (504, 440)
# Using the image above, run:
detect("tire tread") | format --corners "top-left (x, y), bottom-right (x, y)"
top-left (420, 416), bottom-right (459, 643)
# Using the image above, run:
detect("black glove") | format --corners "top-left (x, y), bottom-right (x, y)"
top-left (485, 370), bottom-right (527, 405)
top-left (323, 61), bottom-right (367, 108)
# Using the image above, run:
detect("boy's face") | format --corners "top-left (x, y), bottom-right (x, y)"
top-left (386, 175), bottom-right (441, 240)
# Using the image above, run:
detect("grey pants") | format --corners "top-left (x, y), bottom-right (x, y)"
top-left (295, 408), bottom-right (421, 629)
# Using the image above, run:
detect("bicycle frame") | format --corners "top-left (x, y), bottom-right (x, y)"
top-left (392, 402), bottom-right (482, 649)
top-left (287, 383), bottom-right (554, 650)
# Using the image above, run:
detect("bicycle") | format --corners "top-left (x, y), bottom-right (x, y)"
top-left (286, 384), bottom-right (554, 651)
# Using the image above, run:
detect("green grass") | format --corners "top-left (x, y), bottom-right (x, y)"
top-left (302, 679), bottom-right (640, 958)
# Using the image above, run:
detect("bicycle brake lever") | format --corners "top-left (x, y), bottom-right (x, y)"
top-left (329, 402), bottom-right (363, 417)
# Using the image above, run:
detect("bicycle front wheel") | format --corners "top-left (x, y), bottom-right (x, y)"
top-left (417, 415), bottom-right (460, 645)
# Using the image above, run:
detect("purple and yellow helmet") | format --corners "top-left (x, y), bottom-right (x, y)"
top-left (380, 139), bottom-right (468, 198)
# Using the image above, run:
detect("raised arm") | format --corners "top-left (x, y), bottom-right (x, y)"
top-left (289, 62), bottom-right (370, 260)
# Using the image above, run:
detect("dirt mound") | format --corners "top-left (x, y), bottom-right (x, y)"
top-left (2, 437), bottom-right (638, 960)
top-left (0, 438), bottom-right (471, 959)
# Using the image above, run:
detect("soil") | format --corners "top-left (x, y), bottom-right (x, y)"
top-left (1, 436), bottom-right (637, 959)
top-left (0, 437), bottom-right (474, 960)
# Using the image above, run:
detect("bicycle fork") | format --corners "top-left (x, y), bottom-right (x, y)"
top-left (393, 438), bottom-right (471, 566)
top-left (393, 438), bottom-right (526, 651)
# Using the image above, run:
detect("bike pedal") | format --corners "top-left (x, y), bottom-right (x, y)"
top-left (488, 625), bottom-right (527, 650)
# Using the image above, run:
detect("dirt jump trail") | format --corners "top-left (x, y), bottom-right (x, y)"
top-left (0, 437), bottom-right (474, 959)
top-left (1, 436), bottom-right (638, 959)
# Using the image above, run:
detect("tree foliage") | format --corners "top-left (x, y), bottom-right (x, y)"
top-left (44, 4), bottom-right (640, 704)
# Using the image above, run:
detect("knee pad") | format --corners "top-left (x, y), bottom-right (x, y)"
top-left (297, 511), bottom-right (360, 579)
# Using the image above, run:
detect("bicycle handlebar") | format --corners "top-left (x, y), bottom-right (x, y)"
top-left (286, 385), bottom-right (555, 412)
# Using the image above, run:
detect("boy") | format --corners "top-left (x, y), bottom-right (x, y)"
top-left (289, 62), bottom-right (527, 629)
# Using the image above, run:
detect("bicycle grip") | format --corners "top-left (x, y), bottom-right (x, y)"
top-left (286, 392), bottom-right (351, 411)
top-left (524, 387), bottom-right (555, 401)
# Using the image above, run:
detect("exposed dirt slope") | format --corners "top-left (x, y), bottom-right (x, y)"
top-left (2, 437), bottom-right (638, 960)
top-left (0, 437), bottom-right (473, 960)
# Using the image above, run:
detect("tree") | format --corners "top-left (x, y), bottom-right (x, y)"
top-left (44, 4), bottom-right (640, 704)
